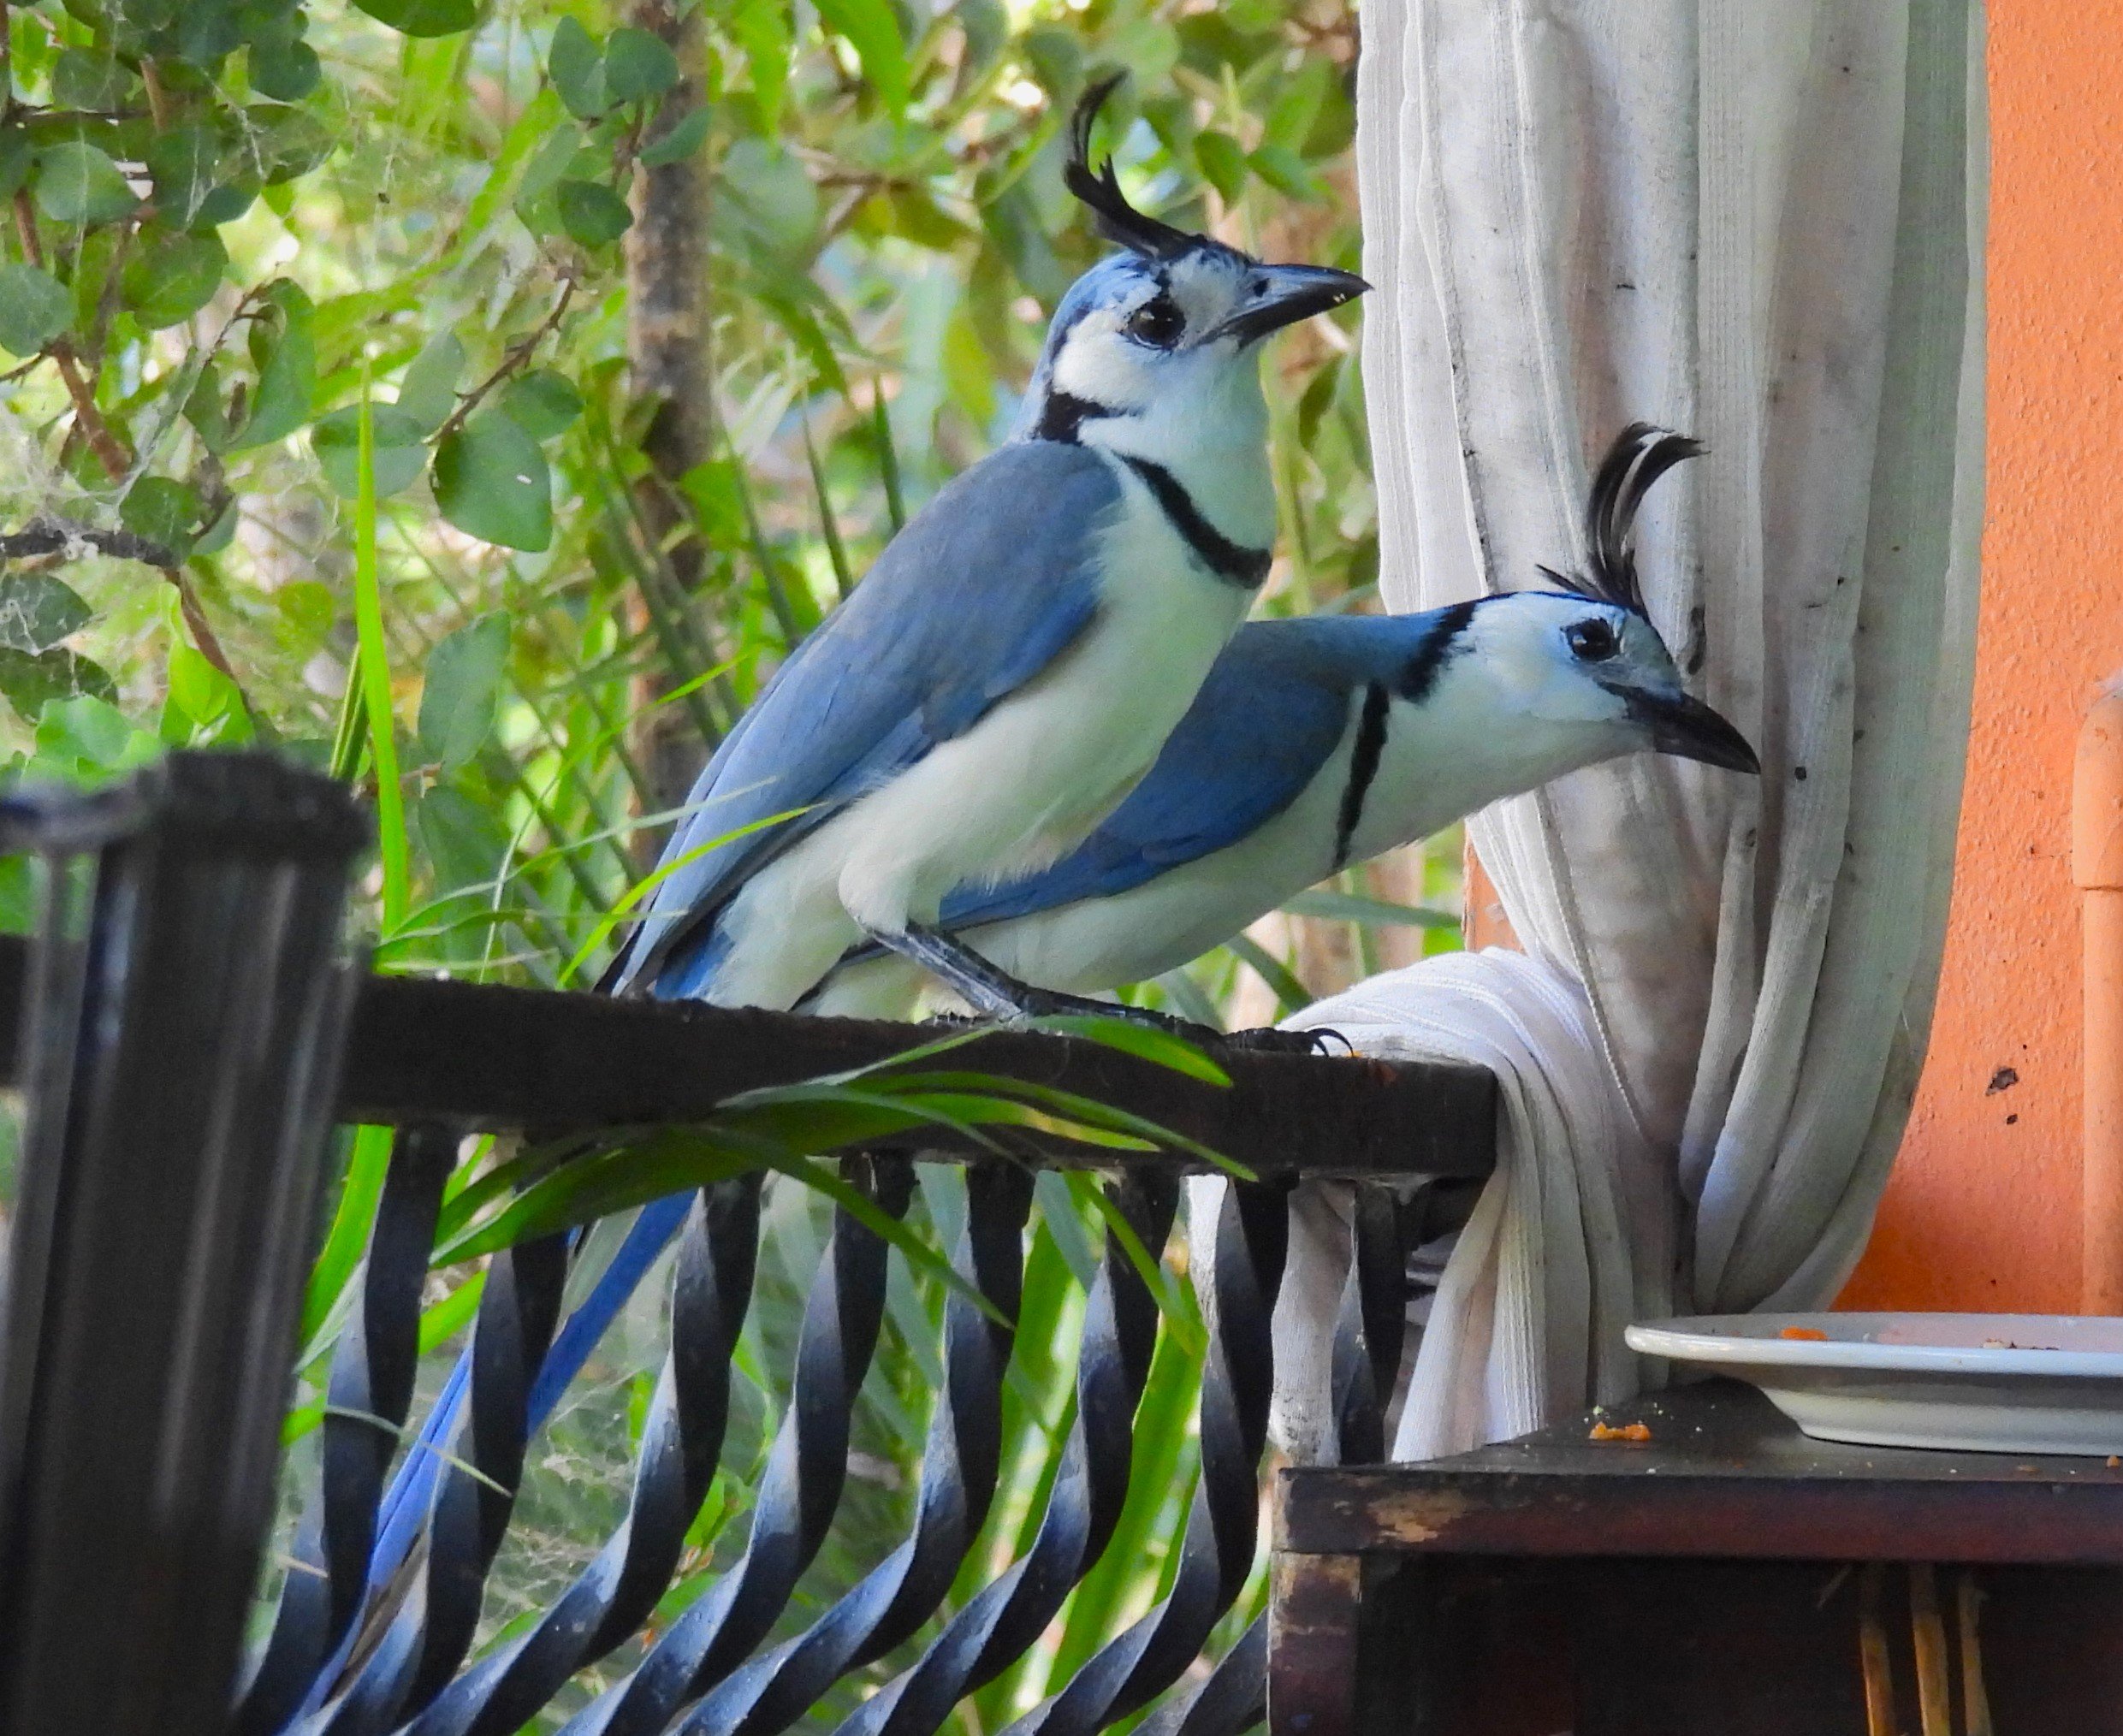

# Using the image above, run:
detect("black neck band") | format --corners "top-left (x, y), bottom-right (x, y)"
top-left (1120, 456), bottom-right (1272, 589)
top-left (1334, 681), bottom-right (1392, 871)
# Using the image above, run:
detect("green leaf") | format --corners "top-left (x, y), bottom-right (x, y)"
top-left (556, 178), bottom-right (632, 247)
top-left (418, 613), bottom-right (509, 769)
top-left (638, 104), bottom-right (709, 169)
top-left (32, 694), bottom-right (151, 771)
top-left (394, 330), bottom-right (464, 433)
top-left (120, 476), bottom-right (203, 554)
top-left (514, 126), bottom-right (580, 210)
top-left (1019, 26), bottom-right (1081, 98)
top-left (353, 0), bottom-right (475, 39)
top-left (496, 368), bottom-right (582, 440)
top-left (1225, 932), bottom-right (1313, 1015)
top-left (0, 649), bottom-right (116, 723)
top-left (727, 0), bottom-right (791, 127)
top-left (34, 143), bottom-right (139, 225)
top-left (679, 458), bottom-right (744, 543)
top-left (432, 414), bottom-right (551, 551)
top-left (1024, 1014), bottom-right (1231, 1086)
top-left (183, 360), bottom-right (233, 453)
top-left (603, 26), bottom-right (679, 103)
top-left (252, 106), bottom-right (335, 184)
top-left (250, 35), bottom-right (321, 101)
top-left (122, 230), bottom-right (228, 328)
top-left (229, 285), bottom-right (316, 449)
top-left (167, 637), bottom-right (246, 734)
top-left (1194, 129), bottom-right (1247, 202)
top-left (548, 17), bottom-right (607, 118)
top-left (717, 138), bottom-right (817, 263)
top-left (0, 264), bottom-right (74, 357)
top-left (50, 49), bottom-right (129, 109)
top-left (146, 126), bottom-right (222, 229)
top-left (312, 404), bottom-right (426, 498)
top-left (0, 129), bottom-right (35, 202)
top-left (1248, 143), bottom-right (1324, 201)
top-left (0, 573), bottom-right (92, 654)
top-left (815, 0), bottom-right (908, 115)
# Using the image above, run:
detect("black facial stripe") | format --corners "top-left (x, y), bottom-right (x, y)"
top-left (1333, 680), bottom-right (1391, 872)
top-left (1119, 456), bottom-right (1272, 589)
top-left (1397, 599), bottom-right (1480, 702)
top-left (1036, 390), bottom-right (1107, 444)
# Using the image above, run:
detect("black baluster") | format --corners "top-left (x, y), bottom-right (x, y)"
top-left (235, 1123), bottom-right (455, 1736)
top-left (1002, 1176), bottom-right (1291, 1736)
top-left (406, 1172), bottom-right (764, 1736)
top-left (679, 1161), bottom-right (1036, 1736)
top-left (560, 1155), bottom-right (916, 1736)
top-left (832, 1166), bottom-right (1181, 1736)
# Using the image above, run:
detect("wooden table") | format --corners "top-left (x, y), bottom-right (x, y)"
top-left (1270, 1378), bottom-right (2123, 1736)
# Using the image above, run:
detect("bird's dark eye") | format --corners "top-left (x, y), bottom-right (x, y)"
top-left (1566, 618), bottom-right (1619, 662)
top-left (1124, 293), bottom-right (1184, 348)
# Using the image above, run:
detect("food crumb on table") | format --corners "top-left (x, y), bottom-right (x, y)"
top-left (1589, 1420), bottom-right (1652, 1443)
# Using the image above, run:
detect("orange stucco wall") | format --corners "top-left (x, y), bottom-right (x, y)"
top-left (1838, 6), bottom-right (2123, 1313)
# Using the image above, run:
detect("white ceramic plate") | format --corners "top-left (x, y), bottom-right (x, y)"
top-left (1624, 1313), bottom-right (2123, 1456)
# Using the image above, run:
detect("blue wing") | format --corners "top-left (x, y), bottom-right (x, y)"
top-left (936, 620), bottom-right (1359, 928)
top-left (609, 441), bottom-right (1123, 994)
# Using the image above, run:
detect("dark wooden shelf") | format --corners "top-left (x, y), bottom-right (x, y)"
top-left (1279, 1378), bottom-right (2123, 1564)
top-left (1270, 1380), bottom-right (2123, 1736)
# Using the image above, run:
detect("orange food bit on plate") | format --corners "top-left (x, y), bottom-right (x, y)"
top-left (1778, 1326), bottom-right (1829, 1341)
top-left (1589, 1420), bottom-right (1652, 1443)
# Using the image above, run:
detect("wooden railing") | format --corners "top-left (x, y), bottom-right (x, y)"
top-left (0, 752), bottom-right (1497, 1736)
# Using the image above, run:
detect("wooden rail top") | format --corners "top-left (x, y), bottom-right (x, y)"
top-left (0, 933), bottom-right (1498, 1176)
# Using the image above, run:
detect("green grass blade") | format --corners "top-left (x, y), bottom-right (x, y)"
top-left (1224, 932), bottom-right (1313, 1016)
top-left (299, 1122), bottom-right (396, 1352)
top-left (353, 376), bottom-right (409, 931)
top-left (1282, 888), bottom-right (1459, 930)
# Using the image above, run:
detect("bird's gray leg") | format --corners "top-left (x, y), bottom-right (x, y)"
top-left (872, 923), bottom-right (1335, 1053)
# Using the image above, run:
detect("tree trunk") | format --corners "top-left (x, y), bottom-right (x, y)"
top-left (625, 0), bottom-right (713, 864)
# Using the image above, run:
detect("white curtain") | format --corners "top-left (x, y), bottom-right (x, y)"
top-left (1267, 0), bottom-right (1987, 1460)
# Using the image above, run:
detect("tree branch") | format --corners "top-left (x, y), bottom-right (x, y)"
top-left (0, 518), bottom-right (177, 569)
top-left (433, 276), bottom-right (577, 445)
top-left (11, 192), bottom-right (135, 483)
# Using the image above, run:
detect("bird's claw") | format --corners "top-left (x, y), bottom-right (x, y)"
top-left (1218, 1024), bottom-right (1349, 1056)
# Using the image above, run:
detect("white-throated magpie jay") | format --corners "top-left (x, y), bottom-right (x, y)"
top-left (604, 76), bottom-right (1366, 1024)
top-left (798, 424), bottom-right (1759, 1017)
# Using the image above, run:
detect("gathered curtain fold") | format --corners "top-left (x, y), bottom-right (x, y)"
top-left (1269, 0), bottom-right (1987, 1460)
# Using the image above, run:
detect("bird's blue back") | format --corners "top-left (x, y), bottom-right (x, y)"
top-left (934, 609), bottom-right (1451, 928)
top-left (610, 441), bottom-right (1124, 994)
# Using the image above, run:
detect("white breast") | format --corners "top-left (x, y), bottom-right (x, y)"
top-left (828, 459), bottom-right (1253, 933)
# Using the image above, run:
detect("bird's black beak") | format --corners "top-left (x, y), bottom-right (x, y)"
top-left (1213, 263), bottom-right (1369, 346)
top-left (1618, 687), bottom-right (1761, 773)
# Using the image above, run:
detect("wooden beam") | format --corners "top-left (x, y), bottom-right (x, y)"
top-left (0, 936), bottom-right (1497, 1176)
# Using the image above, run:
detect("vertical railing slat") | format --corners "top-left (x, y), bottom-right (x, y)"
top-left (0, 753), bottom-right (365, 1736)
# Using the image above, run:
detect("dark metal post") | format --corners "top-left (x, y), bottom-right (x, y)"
top-left (0, 752), bottom-right (367, 1735)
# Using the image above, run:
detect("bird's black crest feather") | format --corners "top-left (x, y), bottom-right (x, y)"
top-left (1065, 74), bottom-right (1199, 260)
top-left (1546, 422), bottom-right (1704, 614)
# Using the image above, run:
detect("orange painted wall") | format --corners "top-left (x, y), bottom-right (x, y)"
top-left (1838, 5), bottom-right (2123, 1313)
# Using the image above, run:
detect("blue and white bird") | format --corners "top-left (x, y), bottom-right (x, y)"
top-left (803, 424), bottom-right (1759, 1019)
top-left (604, 77), bottom-right (1366, 1022)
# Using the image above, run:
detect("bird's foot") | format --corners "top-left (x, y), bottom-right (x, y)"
top-left (877, 925), bottom-right (1347, 1057)
top-left (1217, 1023), bottom-right (1349, 1056)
